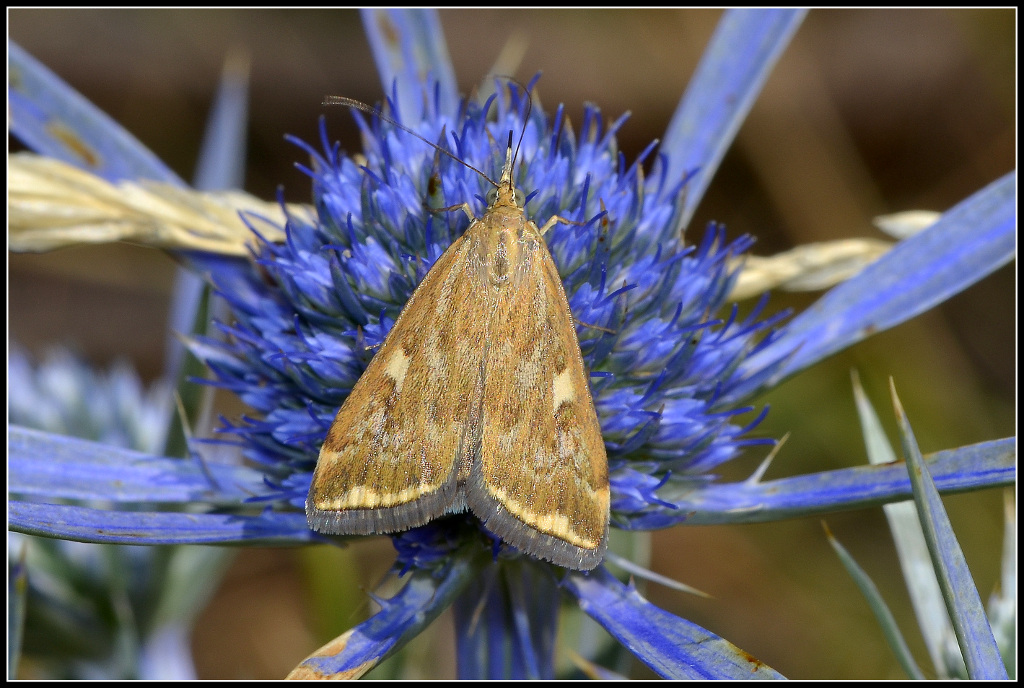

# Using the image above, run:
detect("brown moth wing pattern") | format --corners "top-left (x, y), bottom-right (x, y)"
top-left (467, 214), bottom-right (610, 571)
top-left (306, 122), bottom-right (610, 570)
top-left (307, 231), bottom-right (488, 535)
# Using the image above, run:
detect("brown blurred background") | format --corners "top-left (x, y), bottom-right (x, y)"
top-left (9, 9), bottom-right (1015, 679)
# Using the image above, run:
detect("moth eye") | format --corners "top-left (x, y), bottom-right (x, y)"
top-left (485, 186), bottom-right (499, 205)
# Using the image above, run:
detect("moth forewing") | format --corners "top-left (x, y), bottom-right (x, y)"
top-left (467, 214), bottom-right (610, 570)
top-left (307, 230), bottom-right (484, 535)
top-left (307, 129), bottom-right (610, 571)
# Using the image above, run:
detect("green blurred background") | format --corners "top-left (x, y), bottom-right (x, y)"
top-left (9, 9), bottom-right (1015, 679)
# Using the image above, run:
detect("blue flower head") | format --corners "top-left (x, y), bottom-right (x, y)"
top-left (202, 75), bottom-right (781, 563)
top-left (9, 9), bottom-right (1014, 680)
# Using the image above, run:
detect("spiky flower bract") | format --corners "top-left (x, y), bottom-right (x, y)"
top-left (9, 9), bottom-right (1014, 680)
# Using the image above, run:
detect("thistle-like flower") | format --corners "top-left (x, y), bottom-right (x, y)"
top-left (200, 73), bottom-right (791, 677)
top-left (8, 346), bottom-right (203, 680)
top-left (9, 9), bottom-right (1014, 680)
top-left (212, 80), bottom-right (779, 536)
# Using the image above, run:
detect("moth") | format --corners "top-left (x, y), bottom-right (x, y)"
top-left (307, 103), bottom-right (609, 571)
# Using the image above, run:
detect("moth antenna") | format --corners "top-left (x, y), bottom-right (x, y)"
top-left (493, 76), bottom-right (532, 173)
top-left (323, 95), bottom-right (499, 189)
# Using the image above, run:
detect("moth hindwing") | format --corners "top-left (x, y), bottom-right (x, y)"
top-left (307, 130), bottom-right (609, 571)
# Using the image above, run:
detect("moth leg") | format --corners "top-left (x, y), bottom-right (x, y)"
top-left (575, 318), bottom-right (616, 335)
top-left (454, 203), bottom-right (476, 222)
top-left (427, 202), bottom-right (476, 222)
top-left (537, 215), bottom-right (585, 235)
top-left (541, 197), bottom-right (608, 235)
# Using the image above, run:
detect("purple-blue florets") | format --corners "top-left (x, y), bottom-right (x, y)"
top-left (198, 80), bottom-right (779, 546)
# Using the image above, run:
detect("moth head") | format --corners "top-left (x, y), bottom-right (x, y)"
top-left (484, 178), bottom-right (525, 208)
top-left (485, 131), bottom-right (525, 208)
